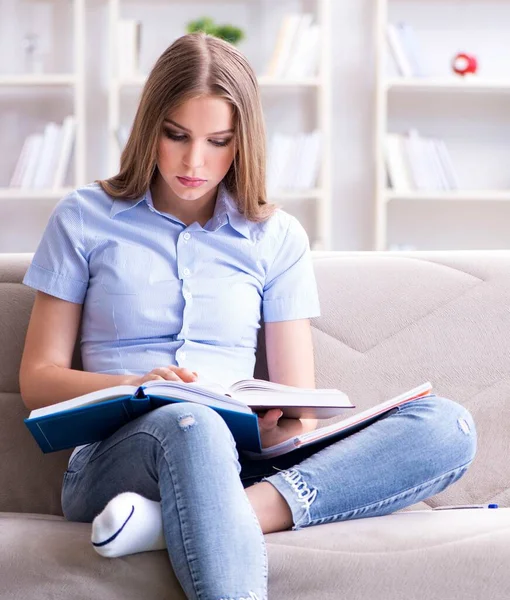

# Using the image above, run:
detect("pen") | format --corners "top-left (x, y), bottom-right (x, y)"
top-left (433, 504), bottom-right (499, 510)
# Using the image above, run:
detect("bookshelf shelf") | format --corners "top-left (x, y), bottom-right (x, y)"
top-left (257, 76), bottom-right (322, 88)
top-left (0, 188), bottom-right (74, 201)
top-left (385, 77), bottom-right (510, 93)
top-left (0, 74), bottom-right (77, 87)
top-left (270, 188), bottom-right (323, 201)
top-left (385, 190), bottom-right (510, 203)
top-left (108, 0), bottom-right (333, 249)
top-left (118, 76), bottom-right (322, 89)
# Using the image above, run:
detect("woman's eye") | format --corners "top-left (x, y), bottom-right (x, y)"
top-left (164, 129), bottom-right (186, 142)
top-left (210, 139), bottom-right (232, 147)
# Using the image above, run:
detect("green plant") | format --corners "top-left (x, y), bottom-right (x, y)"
top-left (186, 17), bottom-right (245, 45)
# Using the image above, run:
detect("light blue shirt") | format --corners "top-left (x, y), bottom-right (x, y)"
top-left (23, 182), bottom-right (321, 386)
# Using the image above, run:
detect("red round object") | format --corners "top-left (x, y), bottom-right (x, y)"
top-left (452, 53), bottom-right (478, 76)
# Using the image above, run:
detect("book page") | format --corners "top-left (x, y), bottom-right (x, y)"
top-left (246, 382), bottom-right (433, 460)
top-left (229, 379), bottom-right (352, 408)
top-left (142, 379), bottom-right (249, 410)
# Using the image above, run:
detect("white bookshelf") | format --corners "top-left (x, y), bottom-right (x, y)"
top-left (386, 77), bottom-right (510, 93)
top-left (0, 187), bottom-right (74, 201)
top-left (107, 0), bottom-right (333, 250)
top-left (0, 0), bottom-right (86, 201)
top-left (374, 0), bottom-right (510, 251)
top-left (0, 74), bottom-right (77, 86)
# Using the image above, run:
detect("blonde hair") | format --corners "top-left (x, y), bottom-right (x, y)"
top-left (99, 32), bottom-right (274, 221)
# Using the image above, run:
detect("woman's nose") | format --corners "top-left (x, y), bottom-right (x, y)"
top-left (183, 141), bottom-right (205, 169)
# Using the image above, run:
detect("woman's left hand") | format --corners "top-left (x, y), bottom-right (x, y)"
top-left (257, 409), bottom-right (315, 449)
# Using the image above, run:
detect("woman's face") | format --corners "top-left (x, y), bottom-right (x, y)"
top-left (156, 95), bottom-right (236, 204)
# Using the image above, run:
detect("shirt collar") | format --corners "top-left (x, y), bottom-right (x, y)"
top-left (110, 183), bottom-right (251, 239)
top-left (110, 194), bottom-right (147, 218)
top-left (213, 183), bottom-right (251, 239)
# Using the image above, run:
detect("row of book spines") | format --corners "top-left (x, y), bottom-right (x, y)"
top-left (9, 116), bottom-right (76, 190)
top-left (386, 22), bottom-right (426, 78)
top-left (116, 14), bottom-right (321, 82)
top-left (266, 130), bottom-right (322, 192)
top-left (263, 12), bottom-right (320, 80)
top-left (385, 131), bottom-right (460, 192)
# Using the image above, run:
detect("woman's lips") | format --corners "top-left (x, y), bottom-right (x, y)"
top-left (177, 176), bottom-right (207, 188)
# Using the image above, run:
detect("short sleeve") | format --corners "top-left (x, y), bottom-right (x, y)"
top-left (262, 215), bottom-right (321, 322)
top-left (23, 193), bottom-right (89, 304)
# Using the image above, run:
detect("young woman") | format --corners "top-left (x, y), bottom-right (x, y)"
top-left (19, 33), bottom-right (477, 600)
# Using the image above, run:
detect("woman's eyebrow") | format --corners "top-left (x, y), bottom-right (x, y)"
top-left (163, 118), bottom-right (234, 135)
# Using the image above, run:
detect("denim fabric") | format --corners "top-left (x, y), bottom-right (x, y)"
top-left (62, 395), bottom-right (476, 600)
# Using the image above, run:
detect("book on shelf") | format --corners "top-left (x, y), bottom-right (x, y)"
top-left (386, 22), bottom-right (425, 78)
top-left (385, 131), bottom-right (459, 192)
top-left (9, 116), bottom-right (76, 191)
top-left (384, 133), bottom-right (413, 191)
top-left (19, 134), bottom-right (44, 189)
top-left (117, 19), bottom-right (141, 80)
top-left (265, 12), bottom-right (320, 79)
top-left (9, 134), bottom-right (39, 188)
top-left (266, 130), bottom-right (321, 193)
top-left (32, 122), bottom-right (61, 189)
top-left (53, 115), bottom-right (76, 189)
top-left (245, 382), bottom-right (434, 459)
top-left (24, 378), bottom-right (353, 455)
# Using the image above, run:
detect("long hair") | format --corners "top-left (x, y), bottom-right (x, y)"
top-left (98, 32), bottom-right (274, 221)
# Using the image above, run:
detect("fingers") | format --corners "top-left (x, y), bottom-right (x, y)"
top-left (258, 408), bottom-right (283, 432)
top-left (143, 366), bottom-right (199, 384)
top-left (150, 367), bottom-right (183, 381)
top-left (170, 367), bottom-right (198, 383)
top-left (143, 373), bottom-right (165, 382)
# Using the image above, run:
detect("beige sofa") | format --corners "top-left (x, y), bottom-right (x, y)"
top-left (1, 251), bottom-right (510, 600)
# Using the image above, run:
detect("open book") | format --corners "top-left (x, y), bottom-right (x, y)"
top-left (246, 382), bottom-right (434, 459)
top-left (24, 378), bottom-right (353, 454)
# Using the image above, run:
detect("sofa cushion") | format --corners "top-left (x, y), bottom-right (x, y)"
top-left (0, 392), bottom-right (71, 515)
top-left (2, 509), bottom-right (510, 600)
top-left (2, 251), bottom-right (510, 515)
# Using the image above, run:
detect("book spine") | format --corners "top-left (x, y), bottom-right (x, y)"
top-left (386, 23), bottom-right (413, 77)
top-left (32, 122), bottom-right (61, 189)
top-left (385, 133), bottom-right (412, 191)
top-left (9, 135), bottom-right (33, 188)
top-left (52, 115), bottom-right (76, 189)
top-left (396, 22), bottom-right (425, 78)
top-left (24, 395), bottom-right (150, 453)
top-left (266, 13), bottom-right (302, 78)
top-left (20, 134), bottom-right (44, 189)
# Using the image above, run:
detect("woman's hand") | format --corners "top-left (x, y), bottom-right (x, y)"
top-left (257, 409), bottom-right (316, 449)
top-left (130, 366), bottom-right (199, 386)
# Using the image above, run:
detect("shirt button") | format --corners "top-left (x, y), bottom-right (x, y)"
top-left (183, 232), bottom-right (191, 241)
top-left (179, 351), bottom-right (187, 360)
top-left (183, 268), bottom-right (190, 277)
top-left (184, 291), bottom-right (192, 301)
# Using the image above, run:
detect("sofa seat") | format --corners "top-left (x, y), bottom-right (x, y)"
top-left (2, 509), bottom-right (510, 600)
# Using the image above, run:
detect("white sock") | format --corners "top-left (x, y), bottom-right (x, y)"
top-left (91, 492), bottom-right (166, 558)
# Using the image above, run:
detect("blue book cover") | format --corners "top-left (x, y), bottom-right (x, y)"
top-left (24, 389), bottom-right (262, 454)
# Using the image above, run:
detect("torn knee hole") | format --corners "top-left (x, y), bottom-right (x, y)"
top-left (178, 414), bottom-right (196, 430)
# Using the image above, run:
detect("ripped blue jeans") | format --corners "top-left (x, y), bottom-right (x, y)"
top-left (61, 395), bottom-right (476, 600)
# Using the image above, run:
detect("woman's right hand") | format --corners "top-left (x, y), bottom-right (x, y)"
top-left (130, 366), bottom-right (199, 386)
